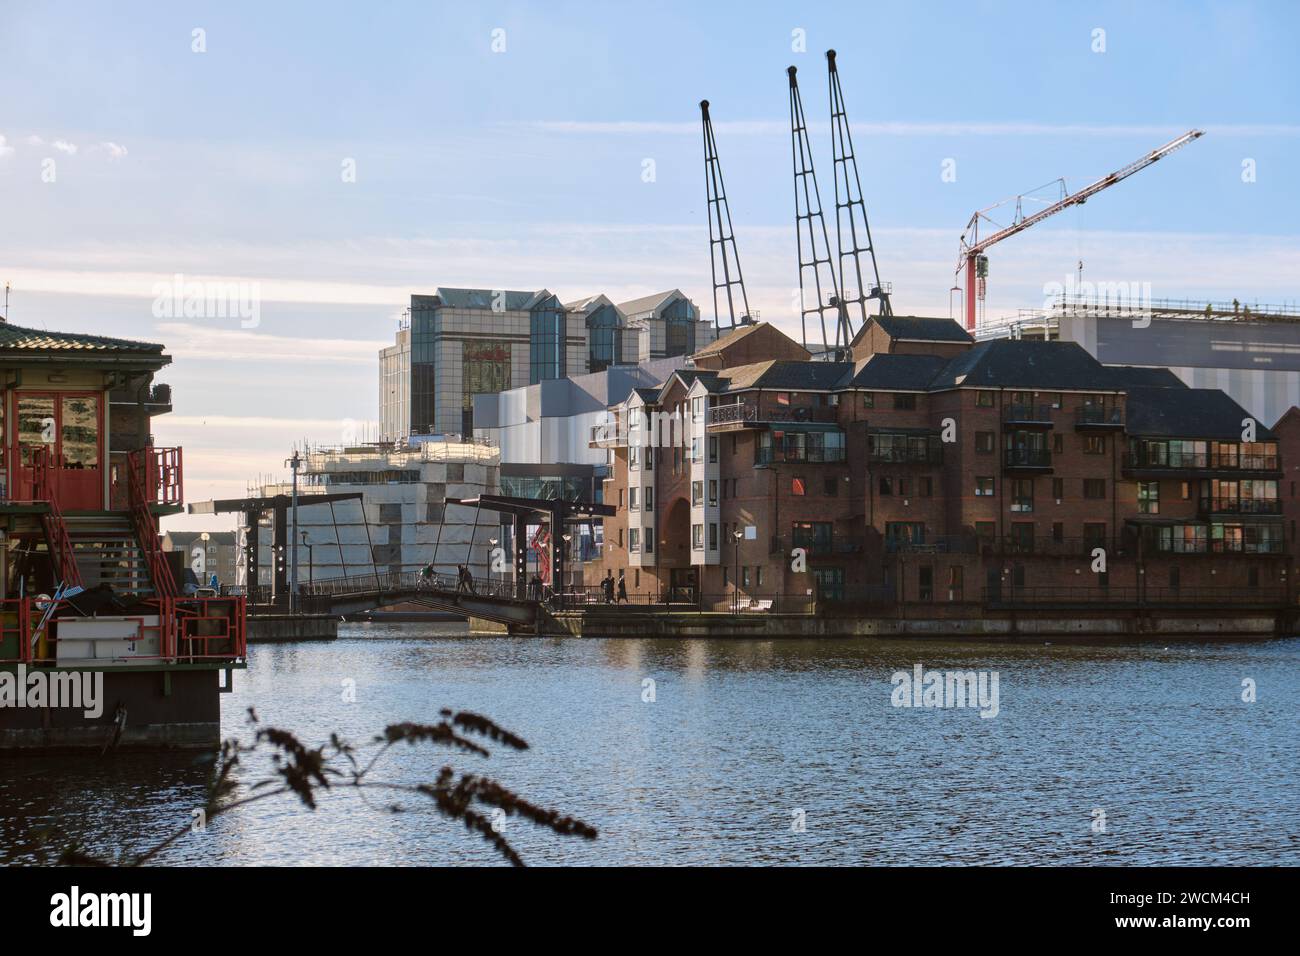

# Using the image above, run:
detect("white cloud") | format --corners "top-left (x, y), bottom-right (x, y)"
top-left (51, 139), bottom-right (78, 155)
top-left (155, 322), bottom-right (388, 365)
top-left (97, 141), bottom-right (128, 160)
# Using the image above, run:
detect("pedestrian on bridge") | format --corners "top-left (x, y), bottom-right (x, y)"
top-left (617, 571), bottom-right (628, 604)
top-left (602, 571), bottom-right (614, 604)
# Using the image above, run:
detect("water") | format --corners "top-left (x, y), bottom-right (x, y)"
top-left (3, 625), bottom-right (1298, 866)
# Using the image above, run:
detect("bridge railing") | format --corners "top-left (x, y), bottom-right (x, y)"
top-left (298, 569), bottom-right (527, 603)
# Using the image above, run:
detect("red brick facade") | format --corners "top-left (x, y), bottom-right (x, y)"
top-left (588, 321), bottom-right (1289, 612)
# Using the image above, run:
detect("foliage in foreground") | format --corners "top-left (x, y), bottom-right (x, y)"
top-left (60, 708), bottom-right (597, 867)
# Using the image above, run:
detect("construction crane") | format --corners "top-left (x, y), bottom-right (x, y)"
top-left (700, 99), bottom-right (753, 335)
top-left (827, 49), bottom-right (892, 325)
top-left (956, 129), bottom-right (1204, 331)
top-left (788, 64), bottom-right (850, 357)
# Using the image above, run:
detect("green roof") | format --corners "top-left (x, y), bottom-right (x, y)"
top-left (0, 322), bottom-right (165, 354)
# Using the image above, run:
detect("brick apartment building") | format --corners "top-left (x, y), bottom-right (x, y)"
top-left (589, 317), bottom-right (1291, 611)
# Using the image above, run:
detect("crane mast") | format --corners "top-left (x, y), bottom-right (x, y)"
top-left (827, 49), bottom-right (891, 326)
top-left (788, 64), bottom-right (849, 357)
top-left (957, 128), bottom-right (1204, 331)
top-left (701, 99), bottom-right (753, 335)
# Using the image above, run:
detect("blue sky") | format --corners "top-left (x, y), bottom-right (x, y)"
top-left (1, 0), bottom-right (1297, 528)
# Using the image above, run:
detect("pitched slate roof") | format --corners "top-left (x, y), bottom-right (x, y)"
top-left (717, 360), bottom-right (853, 392)
top-left (0, 322), bottom-right (165, 354)
top-left (847, 353), bottom-right (950, 390)
top-left (928, 339), bottom-right (1123, 391)
top-left (1103, 365), bottom-right (1186, 389)
top-left (1125, 387), bottom-right (1274, 440)
top-left (868, 315), bottom-right (974, 344)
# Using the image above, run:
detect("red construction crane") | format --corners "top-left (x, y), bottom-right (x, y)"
top-left (956, 129), bottom-right (1204, 331)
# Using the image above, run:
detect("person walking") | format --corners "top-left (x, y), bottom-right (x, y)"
top-left (602, 571), bottom-right (614, 604)
top-left (616, 571), bottom-right (628, 604)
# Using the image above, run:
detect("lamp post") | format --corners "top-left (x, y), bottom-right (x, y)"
top-left (561, 532), bottom-right (573, 604)
top-left (285, 450), bottom-right (302, 613)
top-left (301, 531), bottom-right (313, 587)
top-left (200, 531), bottom-right (210, 591)
top-left (732, 528), bottom-right (743, 614)
top-left (489, 536), bottom-right (498, 593)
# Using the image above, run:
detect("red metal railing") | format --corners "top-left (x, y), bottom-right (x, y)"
top-left (127, 447), bottom-right (178, 598)
top-left (0, 595), bottom-right (246, 665)
top-left (32, 448), bottom-right (85, 590)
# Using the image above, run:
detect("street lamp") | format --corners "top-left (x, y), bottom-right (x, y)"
top-left (301, 530), bottom-right (313, 586)
top-left (200, 531), bottom-right (211, 591)
top-left (732, 528), bottom-right (744, 614)
top-left (284, 449), bottom-right (302, 613)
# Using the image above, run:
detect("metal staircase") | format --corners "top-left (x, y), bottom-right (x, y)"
top-left (64, 513), bottom-right (157, 597)
top-left (127, 448), bottom-right (178, 599)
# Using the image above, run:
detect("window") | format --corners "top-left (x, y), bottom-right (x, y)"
top-left (976, 391), bottom-right (995, 408)
top-left (885, 522), bottom-right (926, 550)
top-left (1009, 522), bottom-right (1034, 552)
top-left (645, 487), bottom-right (655, 513)
top-left (896, 477), bottom-right (911, 497)
top-left (692, 524), bottom-right (704, 550)
top-left (692, 397), bottom-right (704, 422)
top-left (756, 566), bottom-right (765, 587)
top-left (1083, 435), bottom-right (1106, 455)
top-left (975, 431), bottom-right (995, 453)
top-left (824, 477), bottom-right (838, 496)
top-left (586, 303), bottom-right (623, 373)
top-left (1084, 523), bottom-right (1107, 548)
top-left (879, 476), bottom-right (893, 496)
top-left (1138, 481), bottom-right (1159, 514)
top-left (709, 523), bottom-right (719, 551)
top-left (742, 567), bottom-right (752, 588)
top-left (708, 436), bottom-right (718, 463)
top-left (919, 477), bottom-right (932, 497)
top-left (1052, 478), bottom-right (1064, 500)
top-left (893, 393), bottom-right (917, 410)
top-left (691, 437), bottom-right (702, 462)
top-left (629, 529), bottom-right (641, 553)
top-left (862, 392), bottom-right (875, 409)
top-left (947, 566), bottom-right (964, 602)
top-left (644, 529), bottom-right (654, 553)
top-left (628, 446), bottom-right (639, 470)
top-left (975, 521), bottom-right (996, 540)
top-left (691, 481), bottom-right (704, 507)
top-left (792, 521), bottom-right (833, 555)
top-left (1181, 481), bottom-right (1191, 500)
top-left (1052, 522), bottom-right (1064, 543)
top-left (791, 477), bottom-right (806, 496)
top-left (812, 567), bottom-right (844, 601)
top-left (629, 487), bottom-right (639, 511)
top-left (1052, 434), bottom-right (1064, 455)
top-left (918, 566), bottom-right (934, 602)
top-left (1011, 479), bottom-right (1033, 512)
top-left (975, 477), bottom-right (995, 497)
top-left (528, 299), bottom-right (566, 384)
top-left (1083, 478), bottom-right (1106, 499)
top-left (618, 488), bottom-right (624, 508)
top-left (708, 480), bottom-right (718, 506)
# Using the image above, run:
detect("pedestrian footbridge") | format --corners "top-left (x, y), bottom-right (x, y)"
top-left (293, 570), bottom-right (541, 629)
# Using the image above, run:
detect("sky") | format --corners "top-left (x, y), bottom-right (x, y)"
top-left (1, 0), bottom-right (1297, 531)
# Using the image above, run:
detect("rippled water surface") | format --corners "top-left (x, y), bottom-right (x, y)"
top-left (3, 626), bottom-right (1298, 866)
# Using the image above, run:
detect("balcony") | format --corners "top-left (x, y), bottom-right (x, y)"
top-left (708, 401), bottom-right (838, 429)
top-left (1002, 404), bottom-right (1054, 427)
top-left (1198, 497), bottom-right (1283, 517)
top-left (1074, 405), bottom-right (1124, 429)
top-left (1122, 451), bottom-right (1281, 477)
top-left (755, 446), bottom-right (848, 466)
top-left (996, 535), bottom-right (1127, 557)
top-left (868, 444), bottom-right (944, 466)
top-left (588, 423), bottom-right (627, 448)
top-left (1002, 448), bottom-right (1052, 471)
